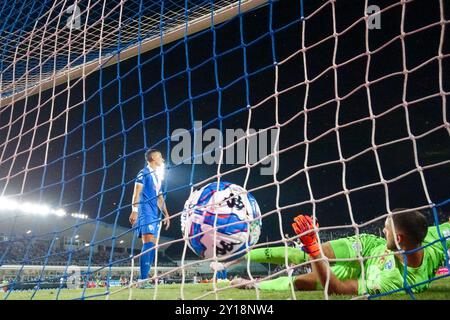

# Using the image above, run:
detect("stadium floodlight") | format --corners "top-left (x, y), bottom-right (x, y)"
top-left (0, 198), bottom-right (19, 211)
top-left (20, 203), bottom-right (38, 214)
top-left (33, 204), bottom-right (51, 216)
top-left (52, 209), bottom-right (67, 217)
top-left (70, 213), bottom-right (89, 220)
top-left (0, 197), bottom-right (67, 218)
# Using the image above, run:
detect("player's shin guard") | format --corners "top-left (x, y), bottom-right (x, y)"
top-left (246, 247), bottom-right (309, 265)
top-left (140, 242), bottom-right (155, 280)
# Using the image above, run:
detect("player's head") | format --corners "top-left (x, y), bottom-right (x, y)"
top-left (145, 149), bottom-right (164, 167)
top-left (383, 208), bottom-right (428, 251)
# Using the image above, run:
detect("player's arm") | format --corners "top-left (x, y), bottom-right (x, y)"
top-left (292, 215), bottom-right (358, 295)
top-left (158, 194), bottom-right (170, 230)
top-left (310, 256), bottom-right (359, 295)
top-left (129, 182), bottom-right (143, 226)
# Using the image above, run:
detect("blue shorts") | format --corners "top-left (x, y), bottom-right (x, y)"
top-left (135, 213), bottom-right (160, 238)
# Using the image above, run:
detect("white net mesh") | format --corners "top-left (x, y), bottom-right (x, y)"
top-left (0, 0), bottom-right (449, 300)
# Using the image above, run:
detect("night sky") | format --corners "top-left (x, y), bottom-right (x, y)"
top-left (0, 0), bottom-right (449, 258)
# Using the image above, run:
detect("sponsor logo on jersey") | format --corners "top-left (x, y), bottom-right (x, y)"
top-left (384, 260), bottom-right (393, 270)
top-left (379, 249), bottom-right (392, 265)
top-left (352, 242), bottom-right (362, 253)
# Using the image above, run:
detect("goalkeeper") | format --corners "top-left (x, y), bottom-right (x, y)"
top-left (231, 209), bottom-right (449, 295)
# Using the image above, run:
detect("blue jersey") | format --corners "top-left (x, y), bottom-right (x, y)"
top-left (135, 165), bottom-right (162, 224)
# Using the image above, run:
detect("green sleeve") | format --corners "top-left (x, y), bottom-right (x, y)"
top-left (246, 247), bottom-right (308, 265)
top-left (422, 222), bottom-right (450, 271)
top-left (424, 222), bottom-right (450, 248)
top-left (329, 234), bottom-right (386, 260)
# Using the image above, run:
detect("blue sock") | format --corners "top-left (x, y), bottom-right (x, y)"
top-left (140, 242), bottom-right (155, 280)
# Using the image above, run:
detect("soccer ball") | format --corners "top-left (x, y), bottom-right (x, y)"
top-left (181, 181), bottom-right (262, 260)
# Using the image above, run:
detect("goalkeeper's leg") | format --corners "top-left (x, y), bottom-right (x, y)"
top-left (232, 242), bottom-right (337, 291)
top-left (245, 242), bottom-right (337, 266)
top-left (256, 243), bottom-right (336, 291)
top-left (231, 246), bottom-right (310, 266)
top-left (255, 241), bottom-right (363, 291)
top-left (255, 272), bottom-right (319, 291)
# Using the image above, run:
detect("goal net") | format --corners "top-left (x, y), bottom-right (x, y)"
top-left (0, 0), bottom-right (449, 300)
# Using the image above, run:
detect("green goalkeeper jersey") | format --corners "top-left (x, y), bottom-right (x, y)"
top-left (330, 222), bottom-right (450, 295)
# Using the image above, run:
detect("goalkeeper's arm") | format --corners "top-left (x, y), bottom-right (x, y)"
top-left (292, 215), bottom-right (358, 295)
top-left (310, 256), bottom-right (358, 295)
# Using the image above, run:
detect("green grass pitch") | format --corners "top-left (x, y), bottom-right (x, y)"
top-left (2, 277), bottom-right (449, 300)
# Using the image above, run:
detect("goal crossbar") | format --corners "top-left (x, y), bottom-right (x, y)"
top-left (0, 0), bottom-right (267, 107)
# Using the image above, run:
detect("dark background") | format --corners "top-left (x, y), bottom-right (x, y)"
top-left (0, 0), bottom-right (449, 258)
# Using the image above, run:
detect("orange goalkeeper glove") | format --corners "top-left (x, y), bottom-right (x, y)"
top-left (292, 215), bottom-right (321, 258)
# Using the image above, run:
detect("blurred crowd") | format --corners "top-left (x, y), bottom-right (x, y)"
top-left (0, 238), bottom-right (177, 267)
